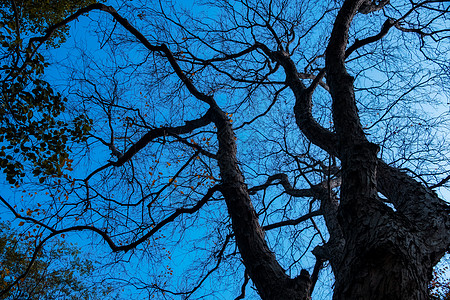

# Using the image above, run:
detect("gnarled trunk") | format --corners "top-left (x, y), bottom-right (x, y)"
top-left (329, 141), bottom-right (441, 300)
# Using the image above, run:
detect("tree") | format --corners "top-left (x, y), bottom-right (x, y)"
top-left (0, 222), bottom-right (120, 299)
top-left (1, 0), bottom-right (449, 299)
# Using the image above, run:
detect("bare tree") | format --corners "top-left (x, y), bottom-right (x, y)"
top-left (1, 0), bottom-right (450, 299)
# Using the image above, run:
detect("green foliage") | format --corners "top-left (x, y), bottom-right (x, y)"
top-left (0, 222), bottom-right (118, 300)
top-left (0, 0), bottom-right (100, 46)
top-left (0, 0), bottom-right (96, 185)
top-left (0, 71), bottom-right (93, 185)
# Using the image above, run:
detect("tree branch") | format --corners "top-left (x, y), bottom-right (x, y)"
top-left (112, 109), bottom-right (214, 167)
top-left (345, 18), bottom-right (396, 58)
top-left (263, 210), bottom-right (323, 231)
top-left (255, 43), bottom-right (339, 156)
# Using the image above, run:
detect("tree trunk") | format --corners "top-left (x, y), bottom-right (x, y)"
top-left (330, 142), bottom-right (436, 300)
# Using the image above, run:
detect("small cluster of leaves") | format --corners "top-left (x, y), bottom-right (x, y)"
top-left (0, 222), bottom-right (118, 300)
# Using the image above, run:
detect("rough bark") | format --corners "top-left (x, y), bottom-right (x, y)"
top-left (332, 143), bottom-right (434, 300)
